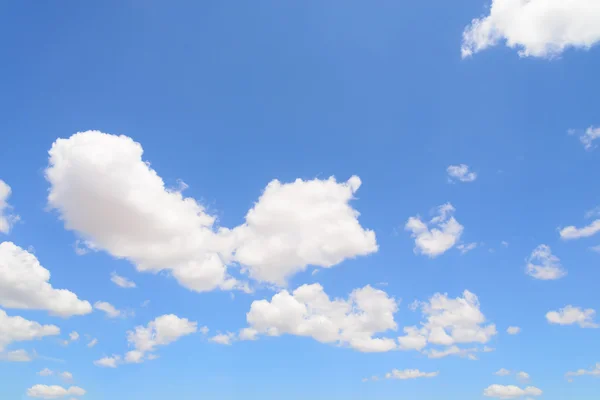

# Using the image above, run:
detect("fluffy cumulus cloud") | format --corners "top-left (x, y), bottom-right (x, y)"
top-left (0, 180), bottom-right (19, 234)
top-left (495, 368), bottom-right (511, 376)
top-left (570, 126), bottom-right (600, 150)
top-left (242, 283), bottom-right (399, 352)
top-left (405, 203), bottom-right (464, 258)
top-left (26, 384), bottom-right (85, 399)
top-left (95, 314), bottom-right (197, 367)
top-left (0, 242), bottom-right (92, 317)
top-left (110, 272), bottom-right (136, 288)
top-left (483, 384), bottom-right (542, 399)
top-left (0, 309), bottom-right (60, 351)
top-left (385, 369), bottom-right (438, 380)
top-left (546, 305), bottom-right (598, 328)
top-left (560, 219), bottom-right (600, 240)
top-left (398, 290), bottom-right (497, 358)
top-left (525, 245), bottom-right (566, 280)
top-left (447, 164), bottom-right (477, 183)
top-left (209, 332), bottom-right (236, 345)
top-left (45, 131), bottom-right (376, 292)
top-left (566, 362), bottom-right (600, 379)
top-left (462, 0), bottom-right (600, 58)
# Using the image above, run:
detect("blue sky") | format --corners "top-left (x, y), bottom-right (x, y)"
top-left (1, 1), bottom-right (600, 399)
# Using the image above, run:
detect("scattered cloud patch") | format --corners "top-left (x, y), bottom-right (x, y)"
top-left (447, 164), bottom-right (477, 183)
top-left (506, 326), bottom-right (521, 335)
top-left (560, 219), bottom-right (600, 240)
top-left (405, 203), bottom-right (464, 258)
top-left (0, 349), bottom-right (33, 362)
top-left (525, 245), bottom-right (566, 280)
top-left (385, 369), bottom-right (439, 380)
top-left (209, 332), bottom-right (235, 345)
top-left (495, 368), bottom-right (511, 376)
top-left (483, 384), bottom-right (542, 399)
top-left (462, 0), bottom-right (600, 58)
top-left (0, 180), bottom-right (19, 234)
top-left (26, 384), bottom-right (85, 399)
top-left (0, 309), bottom-right (60, 351)
top-left (93, 355), bottom-right (120, 368)
top-left (110, 272), bottom-right (136, 289)
top-left (87, 338), bottom-right (98, 348)
top-left (93, 302), bottom-right (129, 319)
top-left (566, 362), bottom-right (600, 379)
top-left (0, 242), bottom-right (92, 317)
top-left (457, 242), bottom-right (477, 254)
top-left (546, 306), bottom-right (598, 328)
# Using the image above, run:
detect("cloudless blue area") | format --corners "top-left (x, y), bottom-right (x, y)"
top-left (1, 1), bottom-right (599, 399)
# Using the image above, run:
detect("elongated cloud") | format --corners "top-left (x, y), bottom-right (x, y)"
top-left (483, 384), bottom-right (542, 398)
top-left (385, 369), bottom-right (438, 380)
top-left (462, 0), bottom-right (600, 58)
top-left (0, 309), bottom-right (60, 351)
top-left (26, 384), bottom-right (85, 399)
top-left (0, 242), bottom-right (91, 317)
top-left (46, 131), bottom-right (377, 291)
top-left (546, 305), bottom-right (598, 328)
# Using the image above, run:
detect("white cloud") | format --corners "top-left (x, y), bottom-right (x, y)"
top-left (0, 349), bottom-right (33, 362)
top-left (93, 301), bottom-right (127, 319)
top-left (26, 384), bottom-right (85, 399)
top-left (506, 326), bottom-right (521, 335)
top-left (525, 245), bottom-right (566, 280)
top-left (560, 219), bottom-right (600, 240)
top-left (45, 131), bottom-right (376, 291)
top-left (546, 305), bottom-right (598, 328)
top-left (0, 309), bottom-right (60, 351)
top-left (110, 272), bottom-right (136, 289)
top-left (447, 164), bottom-right (477, 183)
top-left (93, 355), bottom-right (120, 368)
top-left (0, 180), bottom-right (19, 234)
top-left (483, 384), bottom-right (542, 399)
top-left (238, 328), bottom-right (258, 341)
top-left (399, 290), bottom-right (497, 358)
top-left (227, 175), bottom-right (377, 285)
top-left (495, 368), bottom-right (512, 376)
top-left (578, 126), bottom-right (600, 150)
top-left (87, 338), bottom-right (98, 348)
top-left (385, 369), bottom-right (439, 380)
top-left (516, 371), bottom-right (530, 382)
top-left (199, 326), bottom-right (209, 335)
top-left (457, 242), bottom-right (478, 254)
top-left (209, 332), bottom-right (235, 345)
top-left (405, 203), bottom-right (464, 257)
top-left (243, 283), bottom-right (399, 353)
top-left (566, 362), bottom-right (600, 378)
top-left (0, 242), bottom-right (92, 317)
top-left (38, 368), bottom-right (54, 376)
top-left (462, 0), bottom-right (600, 58)
top-left (69, 332), bottom-right (79, 342)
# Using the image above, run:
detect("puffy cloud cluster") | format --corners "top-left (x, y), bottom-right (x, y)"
top-left (0, 180), bottom-right (19, 234)
top-left (483, 384), bottom-right (542, 399)
top-left (398, 290), bottom-right (497, 358)
top-left (242, 283), bottom-right (399, 352)
top-left (462, 0), bottom-right (600, 58)
top-left (26, 384), bottom-right (85, 399)
top-left (566, 362), bottom-right (600, 379)
top-left (525, 245), bottom-right (566, 280)
top-left (447, 164), bottom-right (477, 183)
top-left (94, 314), bottom-right (197, 367)
top-left (0, 242), bottom-right (92, 317)
top-left (0, 309), bottom-right (60, 352)
top-left (546, 305), bottom-right (598, 328)
top-left (45, 131), bottom-right (377, 292)
top-left (405, 203), bottom-right (463, 257)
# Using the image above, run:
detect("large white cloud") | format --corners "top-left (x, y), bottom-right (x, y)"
top-left (0, 309), bottom-right (60, 352)
top-left (94, 314), bottom-right (197, 367)
top-left (483, 384), bottom-right (542, 399)
top-left (546, 305), bottom-right (598, 328)
top-left (0, 242), bottom-right (92, 317)
top-left (525, 245), bottom-right (566, 280)
top-left (0, 180), bottom-right (19, 234)
top-left (45, 131), bottom-right (377, 291)
top-left (242, 283), bottom-right (399, 352)
top-left (462, 0), bottom-right (600, 58)
top-left (398, 290), bottom-right (497, 358)
top-left (26, 384), bottom-right (85, 399)
top-left (405, 203), bottom-right (463, 258)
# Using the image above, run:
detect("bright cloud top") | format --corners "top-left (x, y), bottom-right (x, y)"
top-left (26, 384), bottom-right (85, 399)
top-left (447, 164), bottom-right (477, 183)
top-left (483, 384), bottom-right (542, 399)
top-left (0, 309), bottom-right (59, 352)
top-left (385, 369), bottom-right (438, 380)
top-left (525, 244), bottom-right (566, 280)
top-left (45, 131), bottom-right (377, 292)
top-left (405, 203), bottom-right (463, 258)
top-left (242, 283), bottom-right (399, 353)
top-left (0, 180), bottom-right (19, 234)
top-left (0, 242), bottom-right (91, 317)
top-left (546, 305), bottom-right (598, 328)
top-left (462, 0), bottom-right (600, 58)
top-left (398, 290), bottom-right (497, 358)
